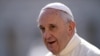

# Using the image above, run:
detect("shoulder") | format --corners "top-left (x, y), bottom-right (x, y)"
top-left (79, 37), bottom-right (100, 56)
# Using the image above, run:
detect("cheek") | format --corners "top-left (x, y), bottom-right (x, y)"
top-left (57, 30), bottom-right (69, 45)
top-left (43, 36), bottom-right (47, 43)
top-left (42, 35), bottom-right (47, 45)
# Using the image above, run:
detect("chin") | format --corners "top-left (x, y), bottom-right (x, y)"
top-left (51, 50), bottom-right (60, 55)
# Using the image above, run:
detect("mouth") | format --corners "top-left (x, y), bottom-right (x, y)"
top-left (47, 40), bottom-right (58, 54)
top-left (48, 41), bottom-right (56, 44)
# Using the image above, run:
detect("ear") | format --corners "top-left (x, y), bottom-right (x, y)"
top-left (68, 21), bottom-right (76, 32)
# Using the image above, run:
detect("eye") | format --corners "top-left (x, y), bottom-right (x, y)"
top-left (39, 25), bottom-right (45, 32)
top-left (49, 24), bottom-right (56, 30)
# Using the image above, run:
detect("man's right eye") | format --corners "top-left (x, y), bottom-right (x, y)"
top-left (40, 27), bottom-right (45, 32)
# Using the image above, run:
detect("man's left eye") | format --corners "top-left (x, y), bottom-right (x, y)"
top-left (49, 24), bottom-right (57, 31)
top-left (50, 24), bottom-right (56, 28)
top-left (51, 25), bottom-right (55, 28)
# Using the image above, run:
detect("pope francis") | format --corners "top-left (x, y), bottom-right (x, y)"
top-left (37, 2), bottom-right (100, 56)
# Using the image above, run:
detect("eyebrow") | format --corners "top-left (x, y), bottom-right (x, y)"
top-left (49, 24), bottom-right (56, 26)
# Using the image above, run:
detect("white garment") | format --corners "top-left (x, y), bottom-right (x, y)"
top-left (45, 33), bottom-right (100, 56)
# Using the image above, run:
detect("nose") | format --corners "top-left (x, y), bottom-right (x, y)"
top-left (43, 31), bottom-right (51, 40)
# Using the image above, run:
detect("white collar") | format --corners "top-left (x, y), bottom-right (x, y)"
top-left (52, 33), bottom-right (81, 56)
top-left (59, 33), bottom-right (81, 56)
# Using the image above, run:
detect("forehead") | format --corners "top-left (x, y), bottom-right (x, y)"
top-left (38, 8), bottom-right (65, 26)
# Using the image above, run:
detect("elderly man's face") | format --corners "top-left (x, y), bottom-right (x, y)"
top-left (38, 9), bottom-right (73, 54)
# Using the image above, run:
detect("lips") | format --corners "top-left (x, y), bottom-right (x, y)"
top-left (48, 41), bottom-right (56, 44)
